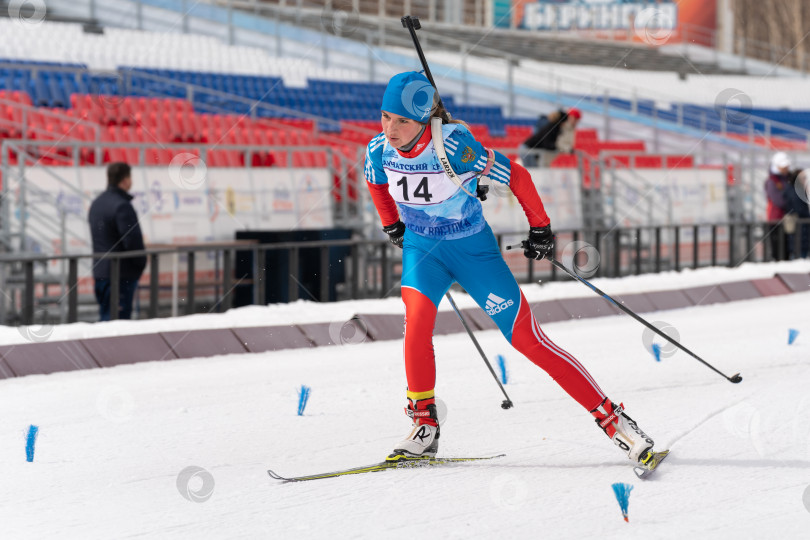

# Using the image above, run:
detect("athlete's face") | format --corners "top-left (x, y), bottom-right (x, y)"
top-left (381, 111), bottom-right (423, 149)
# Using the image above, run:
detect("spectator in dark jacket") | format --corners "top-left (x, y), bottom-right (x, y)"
top-left (88, 162), bottom-right (147, 320)
top-left (765, 152), bottom-right (791, 260)
top-left (520, 108), bottom-right (581, 167)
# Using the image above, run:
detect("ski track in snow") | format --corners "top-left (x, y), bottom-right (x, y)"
top-left (1, 265), bottom-right (810, 539)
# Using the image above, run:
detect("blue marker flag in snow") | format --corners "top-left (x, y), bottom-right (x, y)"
top-left (611, 482), bottom-right (633, 522)
top-left (651, 343), bottom-right (662, 362)
top-left (26, 425), bottom-right (39, 462)
top-left (298, 385), bottom-right (311, 416)
top-left (788, 329), bottom-right (799, 345)
top-left (496, 355), bottom-right (508, 384)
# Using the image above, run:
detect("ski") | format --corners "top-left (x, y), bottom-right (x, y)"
top-left (633, 449), bottom-right (670, 479)
top-left (267, 454), bottom-right (505, 483)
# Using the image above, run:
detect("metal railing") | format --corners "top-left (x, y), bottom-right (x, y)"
top-left (496, 219), bottom-right (810, 284)
top-left (5, 220), bottom-right (808, 326)
top-left (0, 238), bottom-right (393, 325)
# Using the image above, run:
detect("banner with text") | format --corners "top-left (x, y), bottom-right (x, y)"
top-left (506, 1), bottom-right (716, 47)
top-left (482, 167), bottom-right (583, 234)
top-left (13, 166), bottom-right (334, 256)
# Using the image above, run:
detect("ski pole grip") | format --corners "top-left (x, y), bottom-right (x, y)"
top-left (401, 15), bottom-right (421, 30)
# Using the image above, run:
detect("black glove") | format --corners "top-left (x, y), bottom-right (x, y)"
top-left (523, 225), bottom-right (555, 261)
top-left (382, 220), bottom-right (406, 249)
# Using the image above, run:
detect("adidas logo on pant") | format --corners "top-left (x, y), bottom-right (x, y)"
top-left (485, 293), bottom-right (514, 315)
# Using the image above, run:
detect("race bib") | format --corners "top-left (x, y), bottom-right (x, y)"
top-left (385, 171), bottom-right (463, 206)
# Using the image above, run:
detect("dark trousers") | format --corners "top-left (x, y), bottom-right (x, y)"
top-left (95, 278), bottom-right (139, 321)
top-left (799, 224), bottom-right (810, 258)
top-left (768, 223), bottom-right (789, 261)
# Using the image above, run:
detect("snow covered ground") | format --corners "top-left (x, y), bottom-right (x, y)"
top-left (1, 263), bottom-right (809, 539)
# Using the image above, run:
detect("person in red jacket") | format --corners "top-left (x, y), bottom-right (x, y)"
top-left (364, 71), bottom-right (660, 472)
top-left (765, 152), bottom-right (792, 260)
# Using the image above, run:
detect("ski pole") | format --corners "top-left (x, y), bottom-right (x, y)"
top-left (401, 15), bottom-right (512, 408)
top-left (506, 244), bottom-right (742, 384)
top-left (401, 16), bottom-right (450, 122)
top-left (444, 292), bottom-right (514, 409)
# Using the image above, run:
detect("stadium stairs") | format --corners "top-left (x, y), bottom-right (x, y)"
top-left (243, 3), bottom-right (744, 76)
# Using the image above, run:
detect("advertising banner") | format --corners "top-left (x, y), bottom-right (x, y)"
top-left (482, 167), bottom-right (583, 233)
top-left (603, 168), bottom-right (728, 227)
top-left (507, 1), bottom-right (716, 47)
top-left (13, 165), bottom-right (335, 254)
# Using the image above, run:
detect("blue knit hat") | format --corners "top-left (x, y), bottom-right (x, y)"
top-left (381, 71), bottom-right (436, 122)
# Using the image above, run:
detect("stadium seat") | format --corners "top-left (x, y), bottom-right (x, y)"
top-left (635, 155), bottom-right (663, 168)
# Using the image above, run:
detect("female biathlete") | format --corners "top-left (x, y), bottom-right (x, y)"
top-left (364, 71), bottom-right (658, 470)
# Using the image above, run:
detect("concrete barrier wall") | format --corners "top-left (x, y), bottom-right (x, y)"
top-left (2, 272), bottom-right (807, 379)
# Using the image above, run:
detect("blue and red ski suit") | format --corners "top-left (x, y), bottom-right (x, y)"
top-left (365, 122), bottom-right (605, 411)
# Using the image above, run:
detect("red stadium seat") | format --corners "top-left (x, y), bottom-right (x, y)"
top-left (605, 155), bottom-right (631, 167)
top-left (103, 147), bottom-right (126, 163)
top-left (292, 151), bottom-right (310, 167)
top-left (505, 125), bottom-right (532, 137)
top-left (550, 154), bottom-right (578, 167)
top-left (666, 155), bottom-right (694, 168)
top-left (574, 129), bottom-right (598, 143)
top-left (207, 149), bottom-right (224, 167)
top-left (144, 148), bottom-right (171, 165)
top-left (634, 155), bottom-right (663, 168)
top-left (313, 151), bottom-right (328, 168)
top-left (190, 115), bottom-right (205, 143)
top-left (270, 151), bottom-right (288, 167)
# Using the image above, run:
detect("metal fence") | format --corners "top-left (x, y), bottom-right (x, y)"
top-left (4, 219), bottom-right (807, 326)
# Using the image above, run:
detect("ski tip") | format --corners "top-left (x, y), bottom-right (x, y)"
top-left (267, 469), bottom-right (297, 482)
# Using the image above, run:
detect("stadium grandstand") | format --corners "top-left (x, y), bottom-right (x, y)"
top-left (0, 0), bottom-right (808, 325)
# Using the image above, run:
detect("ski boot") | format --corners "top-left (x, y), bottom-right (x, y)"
top-left (591, 397), bottom-right (655, 465)
top-left (388, 396), bottom-right (440, 461)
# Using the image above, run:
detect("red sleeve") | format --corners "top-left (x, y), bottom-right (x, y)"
top-left (509, 161), bottom-right (550, 228)
top-left (367, 182), bottom-right (400, 227)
